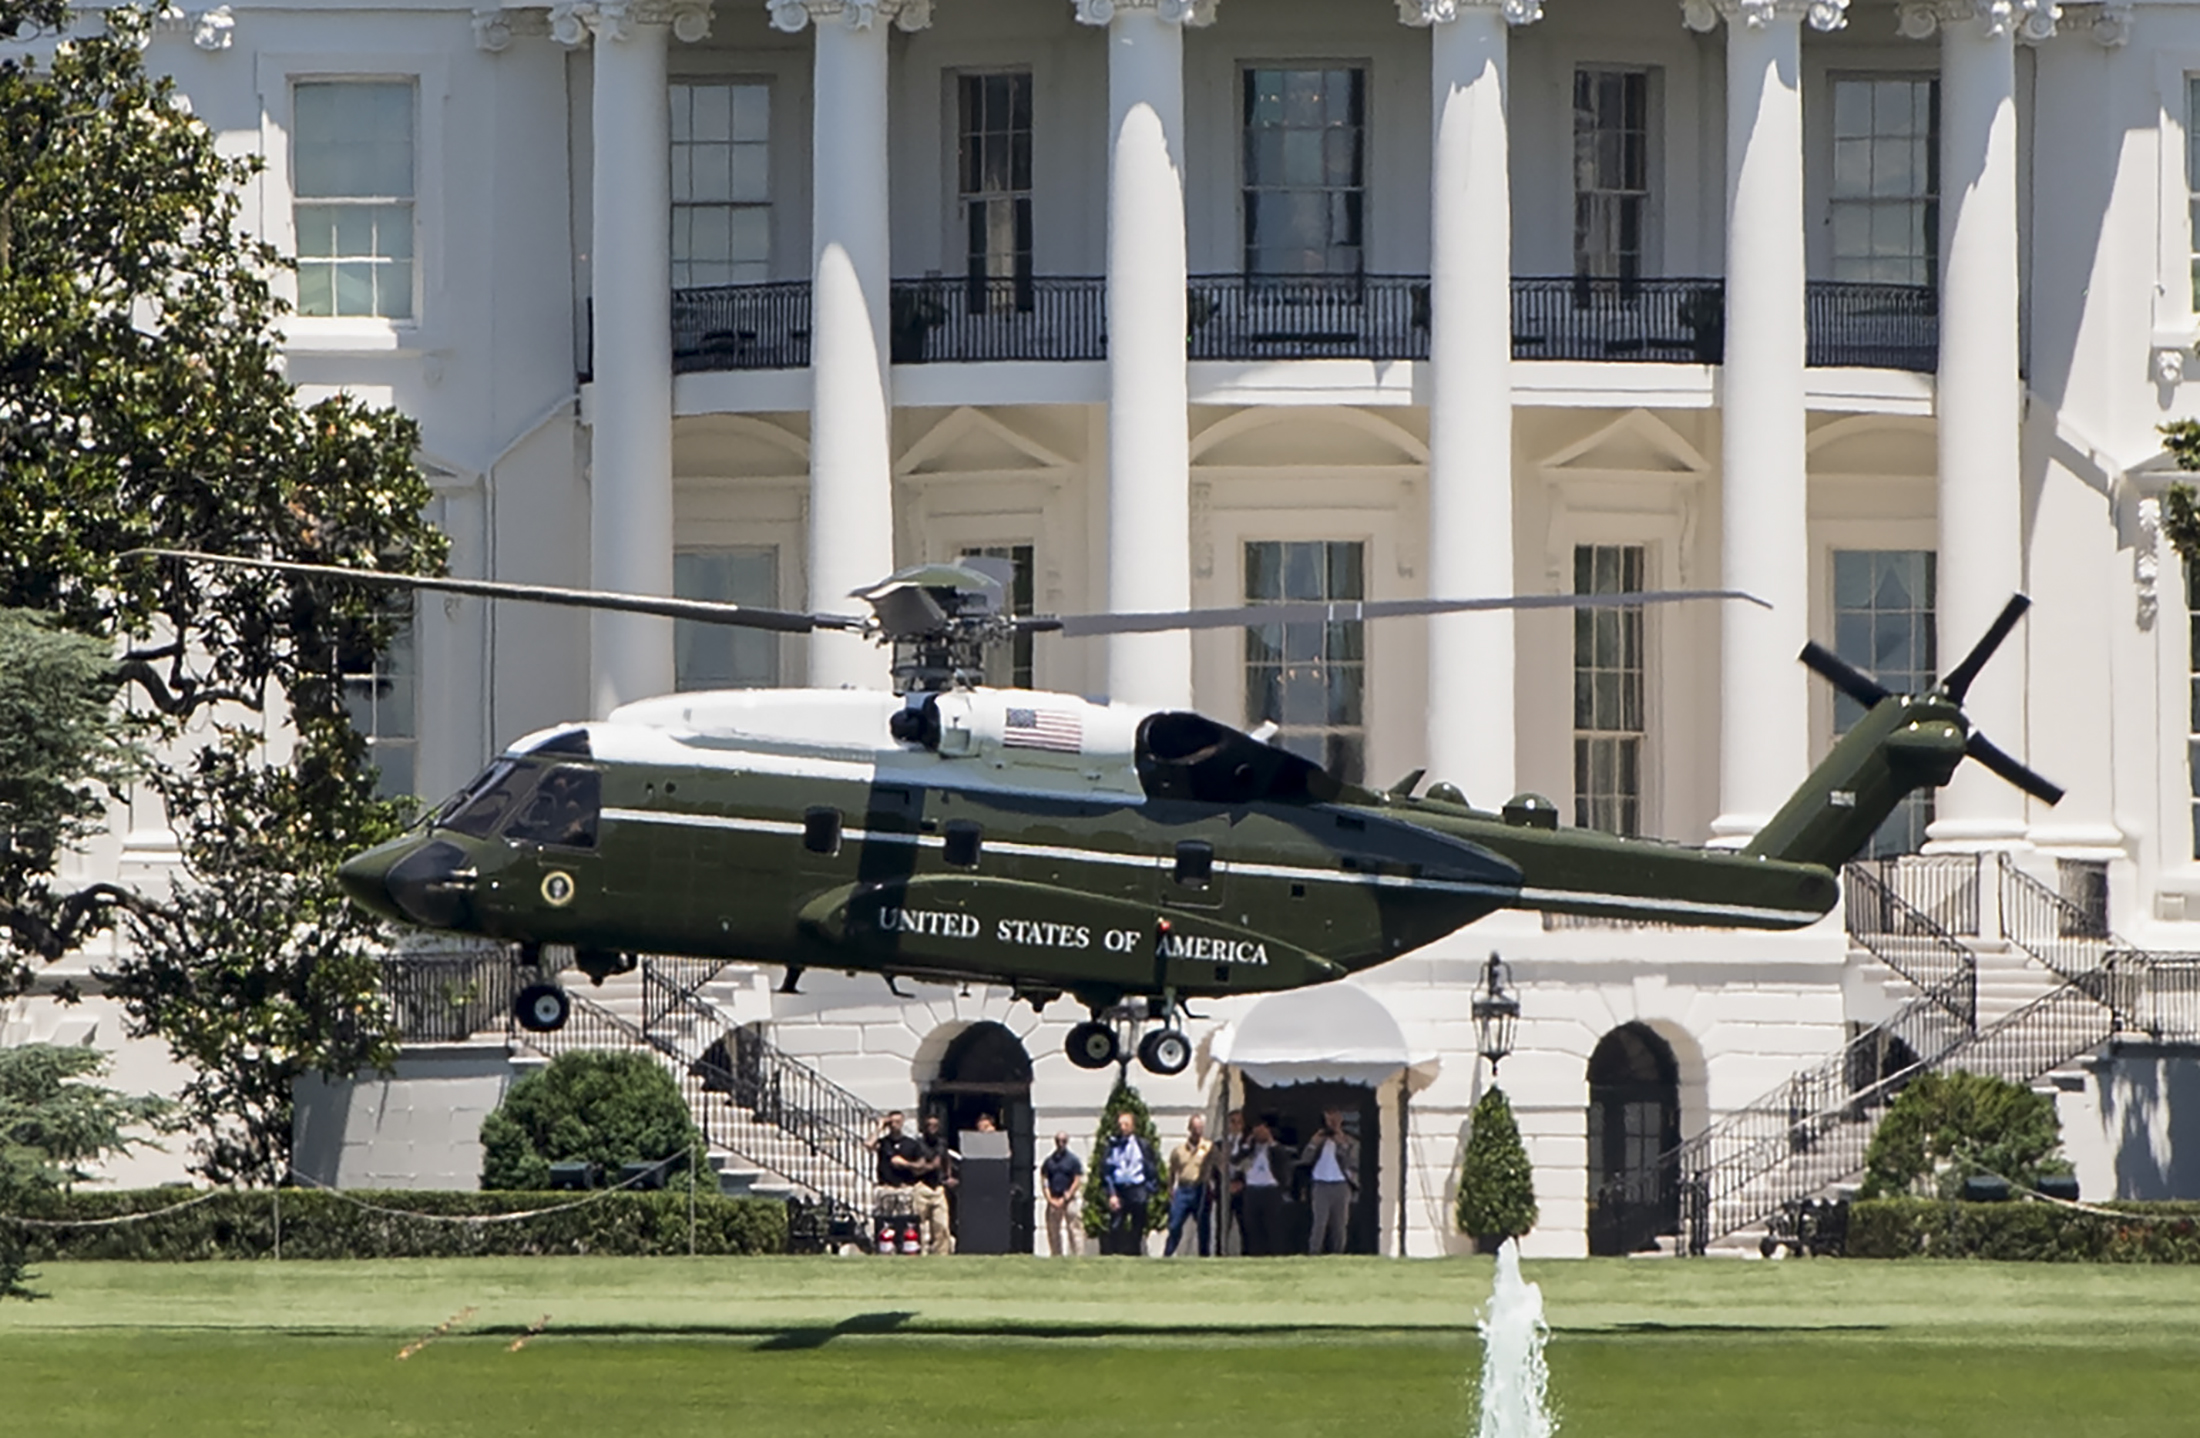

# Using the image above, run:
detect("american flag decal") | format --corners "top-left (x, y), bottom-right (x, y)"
top-left (1003, 706), bottom-right (1083, 753)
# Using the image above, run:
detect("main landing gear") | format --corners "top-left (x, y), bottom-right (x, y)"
top-left (1065, 997), bottom-right (1191, 1077)
top-left (511, 942), bottom-right (574, 1034)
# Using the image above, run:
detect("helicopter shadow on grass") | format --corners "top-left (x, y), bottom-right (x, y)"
top-left (752, 1309), bottom-right (919, 1351)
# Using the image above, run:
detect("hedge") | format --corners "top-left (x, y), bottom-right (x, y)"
top-left (3, 1188), bottom-right (787, 1262)
top-left (1848, 1198), bottom-right (2200, 1263)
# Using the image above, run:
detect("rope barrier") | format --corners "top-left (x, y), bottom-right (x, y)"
top-left (0, 1152), bottom-right (691, 1231)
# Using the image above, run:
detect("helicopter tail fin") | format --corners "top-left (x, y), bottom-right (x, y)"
top-left (1742, 596), bottom-right (2061, 868)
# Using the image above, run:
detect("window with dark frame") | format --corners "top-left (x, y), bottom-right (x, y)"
top-left (1241, 67), bottom-right (1365, 277)
top-left (959, 72), bottom-right (1033, 313)
top-left (1573, 69), bottom-right (1650, 283)
top-left (338, 600), bottom-right (418, 801)
top-left (960, 543), bottom-right (1035, 689)
top-left (1174, 840), bottom-right (1215, 888)
top-left (671, 81), bottom-right (771, 289)
top-left (1830, 77), bottom-right (1939, 287)
top-left (1244, 540), bottom-right (1367, 784)
top-left (1573, 545), bottom-right (1646, 837)
top-left (944, 821), bottom-right (984, 868)
top-left (803, 807), bottom-right (842, 856)
top-left (1832, 550), bottom-right (1937, 857)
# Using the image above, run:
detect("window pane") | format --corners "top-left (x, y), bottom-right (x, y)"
top-left (1573, 544), bottom-right (1647, 835)
top-left (1243, 540), bottom-right (1366, 784)
top-left (1243, 67), bottom-right (1364, 277)
top-left (1831, 549), bottom-right (1936, 856)
top-left (676, 547), bottom-right (781, 690)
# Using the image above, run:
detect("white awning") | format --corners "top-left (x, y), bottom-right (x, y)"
top-left (1211, 980), bottom-right (1432, 1089)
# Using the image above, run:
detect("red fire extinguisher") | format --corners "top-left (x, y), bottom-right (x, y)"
top-left (875, 1217), bottom-right (897, 1255)
top-left (900, 1218), bottom-right (922, 1255)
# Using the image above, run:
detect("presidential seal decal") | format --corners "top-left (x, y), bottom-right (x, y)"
top-left (541, 871), bottom-right (576, 907)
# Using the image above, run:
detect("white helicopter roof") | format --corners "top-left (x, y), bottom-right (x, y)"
top-left (513, 687), bottom-right (1158, 800)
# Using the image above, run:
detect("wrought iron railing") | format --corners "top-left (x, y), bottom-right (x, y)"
top-left (377, 950), bottom-right (518, 1043)
top-left (1187, 273), bottom-right (1427, 361)
top-left (2000, 853), bottom-right (2114, 982)
top-left (1510, 276), bottom-right (1725, 364)
top-left (2120, 953), bottom-right (2200, 1040)
top-left (672, 280), bottom-right (812, 373)
top-left (639, 961), bottom-right (879, 1222)
top-left (1842, 861), bottom-right (1979, 1028)
top-left (1805, 280), bottom-right (1939, 373)
top-left (888, 275), bottom-right (1107, 363)
top-left (1846, 854), bottom-right (1981, 937)
top-left (657, 275), bottom-right (1936, 373)
top-left (1669, 986), bottom-right (1974, 1249)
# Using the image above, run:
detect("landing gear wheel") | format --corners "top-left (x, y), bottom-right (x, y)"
top-left (1066, 1021), bottom-right (1120, 1070)
top-left (1137, 1028), bottom-right (1192, 1076)
top-left (515, 983), bottom-right (572, 1034)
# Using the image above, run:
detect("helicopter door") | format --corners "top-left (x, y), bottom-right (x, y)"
top-left (501, 765), bottom-right (605, 908)
top-left (1161, 837), bottom-right (1227, 911)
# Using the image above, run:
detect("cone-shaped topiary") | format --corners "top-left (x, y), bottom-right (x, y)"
top-left (1456, 1086), bottom-right (1538, 1246)
top-left (1081, 1074), bottom-right (1167, 1241)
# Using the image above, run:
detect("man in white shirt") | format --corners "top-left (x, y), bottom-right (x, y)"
top-left (1301, 1107), bottom-right (1359, 1255)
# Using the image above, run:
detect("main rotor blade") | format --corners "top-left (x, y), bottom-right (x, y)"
top-left (1966, 731), bottom-right (2066, 807)
top-left (1028, 588), bottom-right (1768, 639)
top-left (1941, 593), bottom-right (2031, 703)
top-left (124, 550), bottom-right (865, 634)
top-left (1798, 641), bottom-right (1892, 709)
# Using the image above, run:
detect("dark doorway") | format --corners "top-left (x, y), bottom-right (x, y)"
top-left (1586, 1023), bottom-right (1683, 1256)
top-left (924, 1022), bottom-right (1035, 1254)
top-left (1239, 1078), bottom-right (1381, 1255)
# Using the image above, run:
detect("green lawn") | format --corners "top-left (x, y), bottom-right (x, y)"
top-left (4, 1257), bottom-right (2197, 1436)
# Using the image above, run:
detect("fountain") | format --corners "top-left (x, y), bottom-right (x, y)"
top-left (1473, 1238), bottom-right (1556, 1438)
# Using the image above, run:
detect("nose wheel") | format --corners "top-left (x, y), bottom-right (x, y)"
top-left (514, 982), bottom-right (572, 1034)
top-left (1065, 1020), bottom-right (1119, 1070)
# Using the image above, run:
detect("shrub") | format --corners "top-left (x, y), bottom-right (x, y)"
top-left (1456, 1086), bottom-right (1538, 1244)
top-left (3, 1187), bottom-right (787, 1261)
top-left (1859, 1070), bottom-right (2071, 1200)
top-left (1081, 1075), bottom-right (1166, 1238)
top-left (479, 1051), bottom-right (705, 1191)
top-left (1847, 1198), bottom-right (2200, 1263)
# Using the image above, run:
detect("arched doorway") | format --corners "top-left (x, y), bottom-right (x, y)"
top-left (1586, 1023), bottom-right (1682, 1256)
top-left (924, 1022), bottom-right (1035, 1254)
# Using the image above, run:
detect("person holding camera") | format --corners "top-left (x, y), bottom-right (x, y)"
top-left (1302, 1107), bottom-right (1359, 1255)
top-left (1234, 1118), bottom-right (1290, 1257)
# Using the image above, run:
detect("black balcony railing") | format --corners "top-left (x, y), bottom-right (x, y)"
top-left (1511, 276), bottom-right (1726, 364)
top-left (658, 275), bottom-right (1937, 374)
top-left (1806, 280), bottom-right (1938, 373)
top-left (888, 275), bottom-right (1107, 363)
top-left (672, 280), bottom-right (812, 373)
top-left (1187, 273), bottom-right (1427, 361)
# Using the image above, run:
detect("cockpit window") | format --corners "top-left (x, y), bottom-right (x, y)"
top-left (503, 766), bottom-right (602, 849)
top-left (440, 762), bottom-right (539, 838)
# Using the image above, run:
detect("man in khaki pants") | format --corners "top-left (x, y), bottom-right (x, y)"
top-left (1040, 1131), bottom-right (1085, 1256)
top-left (910, 1112), bottom-right (958, 1254)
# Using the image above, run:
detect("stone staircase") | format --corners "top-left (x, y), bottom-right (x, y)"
top-left (1676, 854), bottom-right (2200, 1255)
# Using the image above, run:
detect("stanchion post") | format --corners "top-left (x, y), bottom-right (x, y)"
top-left (687, 1147), bottom-right (697, 1257)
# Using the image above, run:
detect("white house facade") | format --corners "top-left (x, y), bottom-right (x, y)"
top-left (13, 0), bottom-right (2200, 1256)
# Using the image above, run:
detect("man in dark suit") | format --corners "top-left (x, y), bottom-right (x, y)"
top-left (1100, 1110), bottom-right (1160, 1256)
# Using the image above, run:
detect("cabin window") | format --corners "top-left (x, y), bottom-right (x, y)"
top-left (1832, 549), bottom-right (1935, 856)
top-left (1174, 840), bottom-right (1214, 888)
top-left (503, 766), bottom-right (602, 849)
top-left (803, 806), bottom-right (842, 856)
top-left (944, 820), bottom-right (983, 868)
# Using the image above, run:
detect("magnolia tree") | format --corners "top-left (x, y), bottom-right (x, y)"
top-left (0, 1), bottom-right (445, 1181)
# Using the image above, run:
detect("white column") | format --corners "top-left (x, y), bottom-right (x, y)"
top-left (1077, 0), bottom-right (1210, 710)
top-left (1905, 0), bottom-right (2047, 849)
top-left (1688, 0), bottom-right (1844, 844)
top-left (566, 0), bottom-right (679, 716)
top-left (776, 0), bottom-right (920, 690)
top-left (1404, 0), bottom-right (1538, 805)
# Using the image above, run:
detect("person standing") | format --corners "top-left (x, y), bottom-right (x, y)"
top-left (1163, 1115), bottom-right (1215, 1258)
top-left (873, 1110), bottom-right (921, 1232)
top-left (1302, 1107), bottom-right (1359, 1256)
top-left (1040, 1131), bottom-right (1085, 1257)
top-left (1222, 1109), bottom-right (1249, 1256)
top-left (911, 1112), bottom-right (958, 1255)
top-left (1235, 1119), bottom-right (1291, 1257)
top-left (1101, 1109), bottom-right (1159, 1256)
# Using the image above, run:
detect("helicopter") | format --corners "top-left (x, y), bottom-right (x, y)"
top-left (139, 550), bottom-right (2061, 1077)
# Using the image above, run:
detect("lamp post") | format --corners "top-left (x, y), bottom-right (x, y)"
top-left (1471, 952), bottom-right (1520, 1072)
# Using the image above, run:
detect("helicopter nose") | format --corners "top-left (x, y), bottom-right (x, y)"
top-left (338, 838), bottom-right (476, 929)
top-left (337, 841), bottom-right (410, 922)
top-left (381, 840), bottom-right (478, 929)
